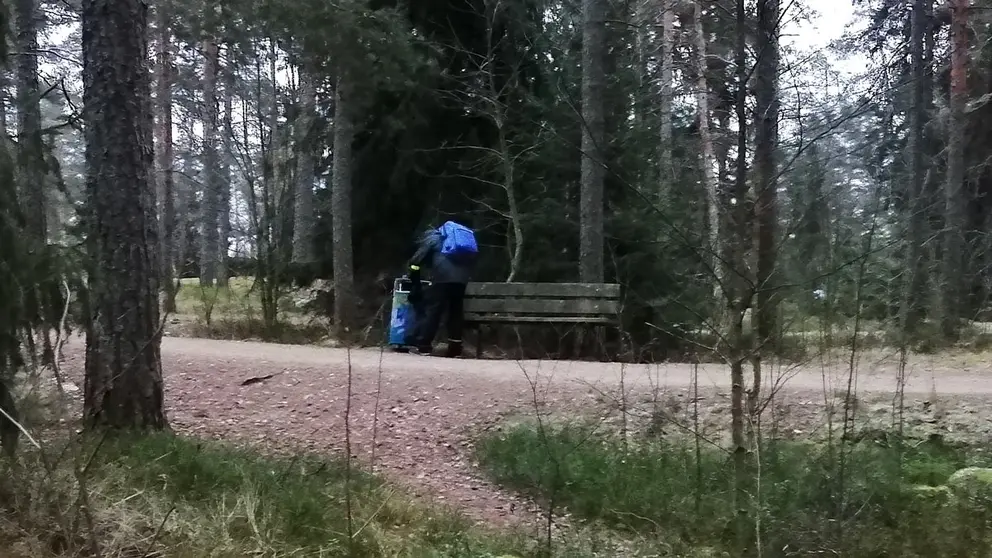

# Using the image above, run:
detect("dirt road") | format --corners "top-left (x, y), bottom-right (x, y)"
top-left (61, 336), bottom-right (992, 526)
top-left (160, 336), bottom-right (992, 395)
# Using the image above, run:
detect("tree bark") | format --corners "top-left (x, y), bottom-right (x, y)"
top-left (199, 39), bottom-right (220, 287)
top-left (82, 0), bottom-right (167, 429)
top-left (752, 0), bottom-right (779, 403)
top-left (658, 0), bottom-right (674, 203)
top-left (331, 73), bottom-right (357, 333)
top-left (15, 0), bottom-right (45, 242)
top-left (217, 61), bottom-right (233, 287)
top-left (292, 67), bottom-right (317, 265)
top-left (691, 0), bottom-right (721, 299)
top-left (0, 71), bottom-right (8, 139)
top-left (580, 0), bottom-right (605, 283)
top-left (901, 0), bottom-right (931, 337)
top-left (729, 0), bottom-right (752, 548)
top-left (940, 0), bottom-right (968, 339)
top-left (15, 0), bottom-right (54, 366)
top-left (155, 0), bottom-right (177, 312)
top-left (633, 0), bottom-right (649, 129)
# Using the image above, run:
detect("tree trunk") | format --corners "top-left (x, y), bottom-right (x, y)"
top-left (15, 0), bottom-right (53, 365)
top-left (580, 0), bottom-right (605, 283)
top-left (331, 73), bottom-right (357, 333)
top-left (940, 0), bottom-right (968, 339)
top-left (692, 0), bottom-right (720, 300)
top-left (81, 0), bottom-right (167, 429)
top-left (256, 41), bottom-right (282, 330)
top-left (292, 67), bottom-right (317, 265)
top-left (0, 71), bottom-right (8, 139)
top-left (199, 39), bottom-right (220, 287)
top-left (176, 147), bottom-right (195, 280)
top-left (498, 122), bottom-right (523, 282)
top-left (155, 0), bottom-right (177, 313)
top-left (658, 0), bottom-right (674, 203)
top-left (752, 0), bottom-right (779, 407)
top-left (633, 0), bottom-right (649, 129)
top-left (901, 0), bottom-right (931, 337)
top-left (728, 0), bottom-right (752, 548)
top-left (217, 62), bottom-right (233, 287)
top-left (15, 0), bottom-right (44, 242)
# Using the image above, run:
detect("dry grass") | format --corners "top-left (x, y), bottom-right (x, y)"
top-left (170, 277), bottom-right (331, 344)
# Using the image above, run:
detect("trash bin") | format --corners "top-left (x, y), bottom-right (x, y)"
top-left (388, 277), bottom-right (430, 351)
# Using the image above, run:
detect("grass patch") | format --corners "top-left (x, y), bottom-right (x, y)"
top-left (175, 276), bottom-right (304, 320)
top-left (173, 277), bottom-right (331, 344)
top-left (0, 432), bottom-right (525, 557)
top-left (476, 423), bottom-right (992, 557)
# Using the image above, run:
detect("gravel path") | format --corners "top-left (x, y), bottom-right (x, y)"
top-left (59, 336), bottom-right (992, 526)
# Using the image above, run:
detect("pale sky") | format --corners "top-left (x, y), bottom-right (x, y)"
top-left (786, 0), bottom-right (863, 76)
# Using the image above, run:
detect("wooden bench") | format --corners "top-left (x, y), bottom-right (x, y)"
top-left (463, 282), bottom-right (622, 359)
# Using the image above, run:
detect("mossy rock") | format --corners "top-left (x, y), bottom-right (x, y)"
top-left (947, 468), bottom-right (992, 496)
top-left (946, 467), bottom-right (992, 509)
top-left (907, 484), bottom-right (955, 507)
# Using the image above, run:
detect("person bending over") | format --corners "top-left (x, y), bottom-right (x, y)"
top-left (406, 221), bottom-right (478, 357)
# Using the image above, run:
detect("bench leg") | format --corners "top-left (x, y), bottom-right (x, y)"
top-left (597, 325), bottom-right (607, 362)
top-left (476, 324), bottom-right (483, 359)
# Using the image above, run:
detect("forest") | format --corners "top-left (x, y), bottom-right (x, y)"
top-left (2, 0), bottom-right (992, 555)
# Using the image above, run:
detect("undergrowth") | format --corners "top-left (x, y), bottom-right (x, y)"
top-left (174, 276), bottom-right (331, 344)
top-left (0, 432), bottom-right (525, 557)
top-left (476, 423), bottom-right (992, 557)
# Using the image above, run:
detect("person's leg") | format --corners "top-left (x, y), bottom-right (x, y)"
top-left (443, 283), bottom-right (467, 357)
top-left (413, 283), bottom-right (447, 353)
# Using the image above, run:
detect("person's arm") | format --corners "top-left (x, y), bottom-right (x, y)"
top-left (408, 231), bottom-right (437, 272)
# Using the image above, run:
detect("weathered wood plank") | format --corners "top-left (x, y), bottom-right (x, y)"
top-left (463, 297), bottom-right (619, 315)
top-left (465, 314), bottom-right (616, 324)
top-left (465, 282), bottom-right (620, 299)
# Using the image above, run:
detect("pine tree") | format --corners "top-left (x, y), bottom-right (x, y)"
top-left (81, 0), bottom-right (167, 429)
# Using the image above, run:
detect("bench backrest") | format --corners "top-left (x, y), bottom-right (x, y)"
top-left (464, 282), bottom-right (621, 318)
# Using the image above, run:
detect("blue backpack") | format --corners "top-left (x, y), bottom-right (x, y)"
top-left (437, 221), bottom-right (478, 263)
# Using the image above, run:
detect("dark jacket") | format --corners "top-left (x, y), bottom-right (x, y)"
top-left (409, 228), bottom-right (474, 284)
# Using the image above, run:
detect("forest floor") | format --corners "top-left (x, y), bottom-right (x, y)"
top-left (59, 336), bottom-right (992, 529)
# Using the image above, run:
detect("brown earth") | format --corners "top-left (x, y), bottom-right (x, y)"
top-left (57, 336), bottom-right (992, 528)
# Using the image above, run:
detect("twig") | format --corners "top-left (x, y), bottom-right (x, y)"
top-left (51, 279), bottom-right (72, 391)
top-left (352, 489), bottom-right (395, 538)
top-left (140, 506), bottom-right (175, 558)
top-left (0, 405), bottom-right (41, 450)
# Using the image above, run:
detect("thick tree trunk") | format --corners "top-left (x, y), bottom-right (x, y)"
top-left (580, 0), bottom-right (605, 283)
top-left (292, 67), bottom-right (317, 265)
top-left (199, 40), bottom-right (221, 287)
top-left (692, 0), bottom-right (720, 299)
top-left (15, 0), bottom-right (52, 365)
top-left (15, 0), bottom-right (44, 241)
top-left (155, 0), bottom-right (177, 312)
top-left (81, 0), bottom-right (167, 429)
top-left (331, 74), bottom-right (357, 333)
top-left (940, 0), bottom-right (968, 339)
top-left (901, 0), bottom-right (931, 337)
